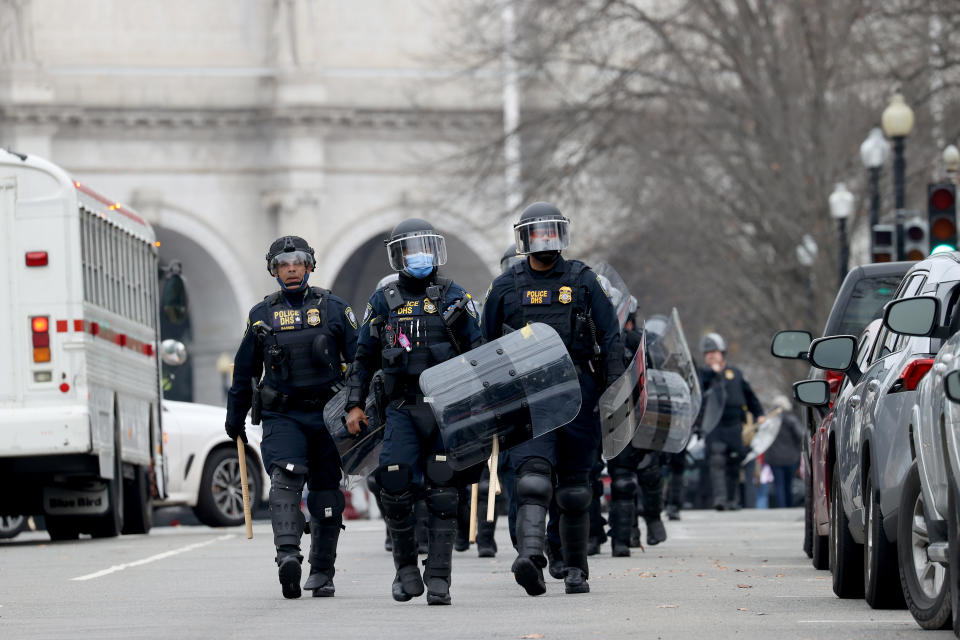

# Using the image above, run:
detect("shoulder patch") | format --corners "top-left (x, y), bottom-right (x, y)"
top-left (361, 303), bottom-right (373, 326)
top-left (345, 306), bottom-right (358, 330)
top-left (466, 294), bottom-right (479, 319)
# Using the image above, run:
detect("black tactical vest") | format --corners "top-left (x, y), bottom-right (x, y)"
top-left (508, 260), bottom-right (593, 362)
top-left (721, 368), bottom-right (748, 421)
top-left (377, 279), bottom-right (459, 398)
top-left (261, 287), bottom-right (339, 391)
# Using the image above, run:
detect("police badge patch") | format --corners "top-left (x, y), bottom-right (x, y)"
top-left (306, 308), bottom-right (321, 327)
top-left (345, 307), bottom-right (358, 329)
top-left (423, 298), bottom-right (437, 314)
top-left (361, 303), bottom-right (373, 326)
top-left (466, 295), bottom-right (478, 319)
top-left (558, 286), bottom-right (573, 304)
top-left (725, 369), bottom-right (735, 380)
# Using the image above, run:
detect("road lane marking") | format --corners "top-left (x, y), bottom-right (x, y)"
top-left (70, 534), bottom-right (234, 581)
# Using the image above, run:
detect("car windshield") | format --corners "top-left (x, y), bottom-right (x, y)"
top-left (835, 275), bottom-right (903, 337)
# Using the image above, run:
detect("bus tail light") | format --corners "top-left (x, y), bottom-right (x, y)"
top-left (32, 316), bottom-right (50, 362)
top-left (25, 251), bottom-right (48, 267)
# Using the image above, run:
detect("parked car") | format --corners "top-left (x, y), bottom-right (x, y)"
top-left (941, 368), bottom-right (960, 637)
top-left (772, 261), bottom-right (910, 567)
top-left (796, 253), bottom-right (960, 615)
top-left (0, 515), bottom-right (29, 540)
top-left (158, 400), bottom-right (269, 527)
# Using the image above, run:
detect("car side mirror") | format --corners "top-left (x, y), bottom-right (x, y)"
top-left (160, 339), bottom-right (188, 366)
top-left (808, 335), bottom-right (861, 385)
top-left (882, 296), bottom-right (941, 337)
top-left (945, 370), bottom-right (960, 404)
top-left (771, 330), bottom-right (812, 360)
top-left (793, 379), bottom-right (830, 407)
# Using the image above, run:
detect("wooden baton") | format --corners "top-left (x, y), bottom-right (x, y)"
top-left (468, 483), bottom-right (479, 543)
top-left (486, 436), bottom-right (499, 522)
top-left (237, 439), bottom-right (253, 540)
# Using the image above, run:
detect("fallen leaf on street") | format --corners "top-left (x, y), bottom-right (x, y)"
top-left (520, 635), bottom-right (543, 639)
top-left (656, 604), bottom-right (677, 608)
top-left (776, 573), bottom-right (784, 578)
top-left (735, 568), bottom-right (746, 572)
top-left (737, 608), bottom-right (748, 612)
top-left (737, 584), bottom-right (752, 589)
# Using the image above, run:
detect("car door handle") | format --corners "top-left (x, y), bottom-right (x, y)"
top-left (849, 395), bottom-right (861, 408)
top-left (866, 380), bottom-right (881, 393)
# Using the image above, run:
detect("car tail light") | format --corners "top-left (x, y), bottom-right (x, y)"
top-left (32, 316), bottom-right (50, 362)
top-left (25, 251), bottom-right (48, 267)
top-left (895, 358), bottom-right (935, 392)
top-left (825, 370), bottom-right (844, 407)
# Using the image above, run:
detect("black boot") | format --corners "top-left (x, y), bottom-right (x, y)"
top-left (424, 513), bottom-right (456, 605)
top-left (512, 503), bottom-right (548, 596)
top-left (557, 485), bottom-right (591, 595)
top-left (384, 527), bottom-right (393, 552)
top-left (415, 499), bottom-right (430, 554)
top-left (382, 492), bottom-right (424, 602)
top-left (546, 539), bottom-right (566, 579)
top-left (476, 517), bottom-right (498, 558)
top-left (303, 518), bottom-right (339, 597)
top-left (666, 504), bottom-right (681, 521)
top-left (269, 468), bottom-right (305, 599)
top-left (608, 499), bottom-right (634, 558)
top-left (587, 536), bottom-right (601, 556)
top-left (646, 518), bottom-right (667, 546)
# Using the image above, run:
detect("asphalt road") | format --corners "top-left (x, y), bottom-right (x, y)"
top-left (0, 508), bottom-right (947, 640)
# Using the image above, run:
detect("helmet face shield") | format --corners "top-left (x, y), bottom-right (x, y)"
top-left (500, 254), bottom-right (525, 273)
top-left (386, 232), bottom-right (447, 271)
top-left (269, 250), bottom-right (314, 276)
top-left (514, 218), bottom-right (570, 254)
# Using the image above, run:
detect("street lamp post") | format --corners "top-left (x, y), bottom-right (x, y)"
top-left (829, 182), bottom-right (855, 288)
top-left (881, 91), bottom-right (915, 260)
top-left (860, 127), bottom-right (890, 256)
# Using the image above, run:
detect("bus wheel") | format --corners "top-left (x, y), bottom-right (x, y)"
top-left (122, 465), bottom-right (153, 535)
top-left (46, 517), bottom-right (80, 541)
top-left (90, 451), bottom-right (124, 538)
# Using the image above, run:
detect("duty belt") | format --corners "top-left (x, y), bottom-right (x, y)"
top-left (262, 386), bottom-right (336, 412)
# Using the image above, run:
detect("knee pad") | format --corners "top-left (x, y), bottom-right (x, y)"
top-left (379, 489), bottom-right (414, 522)
top-left (516, 456), bottom-right (552, 479)
top-left (425, 486), bottom-right (459, 519)
top-left (611, 473), bottom-right (638, 501)
top-left (517, 471), bottom-right (553, 508)
top-left (424, 455), bottom-right (455, 486)
top-left (307, 489), bottom-right (345, 523)
top-left (270, 467), bottom-right (305, 496)
top-left (556, 484), bottom-right (592, 514)
top-left (636, 450), bottom-right (658, 472)
top-left (375, 463), bottom-right (414, 495)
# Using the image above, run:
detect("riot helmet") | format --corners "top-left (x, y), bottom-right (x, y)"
top-left (699, 332), bottom-right (727, 354)
top-left (376, 272), bottom-right (399, 289)
top-left (513, 202), bottom-right (571, 260)
top-left (265, 235), bottom-right (316, 275)
top-left (385, 218), bottom-right (447, 278)
top-left (500, 243), bottom-right (524, 273)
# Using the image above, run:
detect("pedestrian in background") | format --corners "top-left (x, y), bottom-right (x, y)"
top-left (763, 396), bottom-right (803, 508)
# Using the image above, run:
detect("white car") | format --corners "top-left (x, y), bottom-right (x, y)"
top-left (158, 400), bottom-right (269, 527)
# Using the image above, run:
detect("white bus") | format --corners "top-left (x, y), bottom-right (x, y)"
top-left (0, 149), bottom-right (177, 539)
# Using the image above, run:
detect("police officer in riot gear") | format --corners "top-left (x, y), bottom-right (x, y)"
top-left (225, 235), bottom-right (358, 599)
top-left (698, 333), bottom-right (765, 510)
top-left (482, 203), bottom-right (623, 596)
top-left (606, 312), bottom-right (668, 556)
top-left (344, 218), bottom-right (481, 605)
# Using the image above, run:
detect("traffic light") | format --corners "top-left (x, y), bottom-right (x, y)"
top-left (872, 224), bottom-right (895, 262)
top-left (928, 182), bottom-right (957, 253)
top-left (903, 216), bottom-right (928, 261)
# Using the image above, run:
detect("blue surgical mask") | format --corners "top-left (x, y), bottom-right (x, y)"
top-left (403, 252), bottom-right (434, 279)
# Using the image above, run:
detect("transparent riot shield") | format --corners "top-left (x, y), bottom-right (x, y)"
top-left (698, 382), bottom-right (726, 437)
top-left (600, 333), bottom-right (648, 459)
top-left (419, 323), bottom-right (581, 470)
top-left (594, 262), bottom-right (633, 330)
top-left (632, 308), bottom-right (703, 453)
top-left (742, 412), bottom-right (783, 465)
top-left (323, 383), bottom-right (385, 477)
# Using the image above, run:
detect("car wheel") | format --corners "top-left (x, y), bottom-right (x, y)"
top-left (863, 472), bottom-right (904, 608)
top-left (830, 463), bottom-right (864, 598)
top-left (897, 461), bottom-right (951, 629)
top-left (194, 447), bottom-right (262, 528)
top-left (0, 515), bottom-right (28, 539)
top-left (948, 479), bottom-right (960, 636)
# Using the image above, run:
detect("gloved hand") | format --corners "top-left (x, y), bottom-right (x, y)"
top-left (225, 421), bottom-right (248, 444)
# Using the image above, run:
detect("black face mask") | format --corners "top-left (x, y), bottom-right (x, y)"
top-left (531, 250), bottom-right (560, 265)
